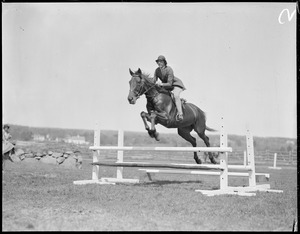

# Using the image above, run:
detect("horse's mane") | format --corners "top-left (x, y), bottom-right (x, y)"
top-left (140, 72), bottom-right (154, 84)
top-left (140, 71), bottom-right (166, 93)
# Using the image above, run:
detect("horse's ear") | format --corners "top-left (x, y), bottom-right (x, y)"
top-left (137, 68), bottom-right (142, 75)
top-left (129, 68), bottom-right (134, 76)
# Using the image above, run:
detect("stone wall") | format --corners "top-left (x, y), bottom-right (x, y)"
top-left (11, 149), bottom-right (83, 169)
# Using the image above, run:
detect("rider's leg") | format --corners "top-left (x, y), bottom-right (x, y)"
top-left (173, 87), bottom-right (183, 121)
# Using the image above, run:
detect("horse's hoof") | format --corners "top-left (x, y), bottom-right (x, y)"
top-left (154, 132), bottom-right (160, 141)
top-left (147, 130), bottom-right (154, 138)
top-left (194, 157), bottom-right (202, 164)
top-left (210, 157), bottom-right (217, 164)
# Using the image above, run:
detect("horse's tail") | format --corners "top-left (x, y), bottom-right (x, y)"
top-left (206, 126), bottom-right (217, 132)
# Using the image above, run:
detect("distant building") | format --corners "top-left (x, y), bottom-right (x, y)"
top-left (65, 135), bottom-right (87, 145)
top-left (33, 134), bottom-right (45, 141)
top-left (55, 137), bottom-right (64, 142)
top-left (286, 140), bottom-right (295, 145)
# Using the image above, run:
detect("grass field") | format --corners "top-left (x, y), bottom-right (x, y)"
top-left (2, 152), bottom-right (297, 231)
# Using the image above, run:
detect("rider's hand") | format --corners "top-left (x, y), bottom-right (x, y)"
top-left (156, 81), bottom-right (163, 87)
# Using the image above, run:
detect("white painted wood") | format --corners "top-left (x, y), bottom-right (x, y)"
top-left (195, 189), bottom-right (257, 197)
top-left (268, 153), bottom-right (282, 169)
top-left (73, 180), bottom-right (115, 185)
top-left (219, 117), bottom-right (228, 191)
top-left (92, 122), bottom-right (100, 180)
top-left (227, 165), bottom-right (252, 170)
top-left (246, 129), bottom-right (256, 187)
top-left (74, 119), bottom-right (283, 196)
top-left (89, 146), bottom-right (232, 152)
top-left (92, 161), bottom-right (224, 170)
top-left (116, 129), bottom-right (124, 179)
top-left (138, 169), bottom-right (269, 178)
top-left (138, 169), bottom-right (221, 175)
top-left (100, 178), bottom-right (139, 183)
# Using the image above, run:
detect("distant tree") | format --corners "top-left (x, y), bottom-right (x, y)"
top-left (236, 139), bottom-right (242, 147)
top-left (287, 145), bottom-right (293, 152)
top-left (280, 146), bottom-right (286, 152)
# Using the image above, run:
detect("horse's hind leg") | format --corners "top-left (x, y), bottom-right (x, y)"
top-left (178, 126), bottom-right (202, 164)
top-left (195, 129), bottom-right (217, 164)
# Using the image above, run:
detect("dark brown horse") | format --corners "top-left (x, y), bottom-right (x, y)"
top-left (127, 68), bottom-right (217, 164)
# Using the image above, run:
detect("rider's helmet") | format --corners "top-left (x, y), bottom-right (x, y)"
top-left (155, 55), bottom-right (167, 65)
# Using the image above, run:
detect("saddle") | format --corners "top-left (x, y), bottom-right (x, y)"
top-left (156, 86), bottom-right (187, 109)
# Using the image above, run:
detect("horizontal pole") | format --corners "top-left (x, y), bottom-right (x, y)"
top-left (228, 165), bottom-right (252, 170)
top-left (73, 180), bottom-right (115, 185)
top-left (139, 169), bottom-right (220, 175)
top-left (89, 146), bottom-right (232, 152)
top-left (91, 161), bottom-right (224, 170)
top-left (139, 169), bottom-right (266, 177)
top-left (100, 178), bottom-right (139, 183)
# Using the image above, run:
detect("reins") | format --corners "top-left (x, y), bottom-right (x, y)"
top-left (136, 78), bottom-right (157, 99)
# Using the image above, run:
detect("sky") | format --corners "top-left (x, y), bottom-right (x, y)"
top-left (2, 2), bottom-right (297, 138)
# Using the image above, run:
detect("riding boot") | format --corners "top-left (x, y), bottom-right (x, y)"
top-left (175, 96), bottom-right (183, 121)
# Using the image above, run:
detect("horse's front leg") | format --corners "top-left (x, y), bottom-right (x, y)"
top-left (141, 111), bottom-right (150, 131)
top-left (149, 112), bottom-right (160, 141)
top-left (141, 111), bottom-right (156, 139)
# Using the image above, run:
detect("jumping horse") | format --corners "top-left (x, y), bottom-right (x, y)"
top-left (127, 68), bottom-right (217, 164)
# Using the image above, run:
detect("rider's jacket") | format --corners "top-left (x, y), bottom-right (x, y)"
top-left (153, 66), bottom-right (186, 90)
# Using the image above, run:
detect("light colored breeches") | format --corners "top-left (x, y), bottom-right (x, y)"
top-left (172, 86), bottom-right (183, 115)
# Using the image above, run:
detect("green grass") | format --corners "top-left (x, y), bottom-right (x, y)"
top-left (2, 158), bottom-right (297, 231)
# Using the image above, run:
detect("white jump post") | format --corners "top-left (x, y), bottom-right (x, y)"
top-left (219, 119), bottom-right (229, 192)
top-left (196, 118), bottom-right (239, 196)
top-left (268, 153), bottom-right (282, 170)
top-left (222, 129), bottom-right (283, 195)
top-left (74, 122), bottom-right (115, 185)
top-left (116, 129), bottom-right (124, 180)
top-left (74, 126), bottom-right (139, 185)
top-left (92, 122), bottom-right (100, 180)
top-left (243, 151), bottom-right (247, 166)
top-left (100, 129), bottom-right (139, 184)
top-left (195, 126), bottom-right (282, 196)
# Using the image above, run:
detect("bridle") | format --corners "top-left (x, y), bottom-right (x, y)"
top-left (131, 75), bottom-right (157, 99)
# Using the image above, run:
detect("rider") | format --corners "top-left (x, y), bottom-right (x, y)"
top-left (153, 55), bottom-right (186, 121)
top-left (2, 124), bottom-right (14, 170)
top-left (2, 124), bottom-right (14, 153)
top-left (3, 124), bottom-right (12, 142)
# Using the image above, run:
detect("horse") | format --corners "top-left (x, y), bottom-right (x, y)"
top-left (127, 68), bottom-right (217, 164)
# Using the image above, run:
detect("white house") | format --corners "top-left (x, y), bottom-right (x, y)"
top-left (65, 135), bottom-right (87, 145)
top-left (33, 134), bottom-right (45, 141)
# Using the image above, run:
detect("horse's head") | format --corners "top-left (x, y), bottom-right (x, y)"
top-left (128, 68), bottom-right (144, 104)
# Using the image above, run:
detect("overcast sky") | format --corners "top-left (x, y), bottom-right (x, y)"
top-left (2, 3), bottom-right (297, 138)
